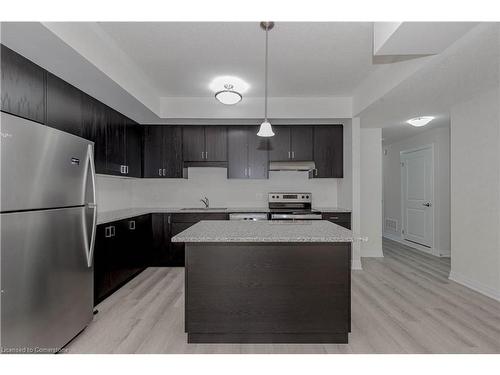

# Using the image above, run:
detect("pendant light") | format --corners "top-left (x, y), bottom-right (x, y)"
top-left (257, 21), bottom-right (275, 137)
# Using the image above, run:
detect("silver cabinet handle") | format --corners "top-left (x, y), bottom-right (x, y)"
top-left (248, 167), bottom-right (251, 177)
top-left (244, 168), bottom-right (247, 177)
top-left (329, 216), bottom-right (339, 220)
top-left (201, 151), bottom-right (204, 160)
top-left (129, 220), bottom-right (136, 230)
top-left (158, 168), bottom-right (162, 176)
top-left (314, 168), bottom-right (318, 176)
top-left (205, 151), bottom-right (208, 159)
top-left (163, 168), bottom-right (166, 176)
top-left (288, 151), bottom-right (291, 159)
top-left (292, 151), bottom-right (295, 159)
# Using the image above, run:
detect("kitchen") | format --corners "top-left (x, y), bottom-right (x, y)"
top-left (1, 5), bottom-right (500, 372)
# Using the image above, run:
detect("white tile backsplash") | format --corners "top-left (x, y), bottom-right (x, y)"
top-left (96, 168), bottom-right (338, 211)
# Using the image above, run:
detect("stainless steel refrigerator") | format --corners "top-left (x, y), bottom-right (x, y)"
top-left (1, 112), bottom-right (97, 353)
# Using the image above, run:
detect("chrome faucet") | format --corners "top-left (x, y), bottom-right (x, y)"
top-left (200, 196), bottom-right (209, 208)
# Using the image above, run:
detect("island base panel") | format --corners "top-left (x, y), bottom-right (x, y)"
top-left (188, 333), bottom-right (348, 344)
top-left (185, 242), bottom-right (351, 344)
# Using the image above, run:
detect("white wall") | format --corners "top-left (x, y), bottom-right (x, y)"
top-left (449, 88), bottom-right (500, 301)
top-left (382, 126), bottom-right (451, 256)
top-left (96, 169), bottom-right (339, 212)
top-left (160, 97), bottom-right (353, 119)
top-left (360, 128), bottom-right (383, 257)
top-left (337, 122), bottom-right (353, 210)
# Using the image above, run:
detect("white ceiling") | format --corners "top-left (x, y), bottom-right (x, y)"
top-left (97, 22), bottom-right (376, 97)
top-left (362, 23), bottom-right (499, 144)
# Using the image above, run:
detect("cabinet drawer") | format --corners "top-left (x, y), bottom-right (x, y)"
top-left (322, 212), bottom-right (351, 229)
top-left (170, 213), bottom-right (228, 223)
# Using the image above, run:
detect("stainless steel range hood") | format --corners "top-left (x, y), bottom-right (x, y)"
top-left (269, 161), bottom-right (316, 172)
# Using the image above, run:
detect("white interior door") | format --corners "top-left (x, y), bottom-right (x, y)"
top-left (401, 146), bottom-right (433, 248)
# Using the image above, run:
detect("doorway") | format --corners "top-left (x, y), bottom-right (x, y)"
top-left (400, 145), bottom-right (434, 248)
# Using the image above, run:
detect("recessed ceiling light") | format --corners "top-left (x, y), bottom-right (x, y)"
top-left (215, 84), bottom-right (242, 105)
top-left (407, 116), bottom-right (435, 127)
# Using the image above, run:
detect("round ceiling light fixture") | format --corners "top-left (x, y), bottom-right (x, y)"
top-left (215, 84), bottom-right (242, 105)
top-left (407, 116), bottom-right (435, 127)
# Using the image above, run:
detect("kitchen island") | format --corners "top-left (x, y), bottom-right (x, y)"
top-left (172, 220), bottom-right (354, 344)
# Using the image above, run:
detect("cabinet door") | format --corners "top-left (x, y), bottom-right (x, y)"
top-left (46, 72), bottom-right (82, 136)
top-left (143, 126), bottom-right (164, 178)
top-left (1, 45), bottom-right (45, 124)
top-left (313, 125), bottom-right (343, 178)
top-left (205, 126), bottom-right (227, 161)
top-left (170, 222), bottom-right (193, 266)
top-left (94, 223), bottom-right (119, 304)
top-left (182, 126), bottom-right (205, 161)
top-left (291, 126), bottom-right (313, 160)
top-left (81, 94), bottom-right (107, 173)
top-left (93, 225), bottom-right (108, 305)
top-left (126, 123), bottom-right (142, 177)
top-left (105, 109), bottom-right (126, 176)
top-left (151, 213), bottom-right (170, 265)
top-left (268, 126), bottom-right (290, 161)
top-left (227, 127), bottom-right (248, 179)
top-left (133, 214), bottom-right (153, 267)
top-left (163, 126), bottom-right (184, 178)
top-left (247, 127), bottom-right (269, 179)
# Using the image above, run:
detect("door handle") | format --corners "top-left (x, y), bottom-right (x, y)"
top-left (423, 202), bottom-right (432, 207)
top-left (83, 144), bottom-right (98, 268)
top-left (129, 220), bottom-right (136, 230)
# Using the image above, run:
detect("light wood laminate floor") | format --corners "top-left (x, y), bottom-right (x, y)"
top-left (66, 238), bottom-right (500, 354)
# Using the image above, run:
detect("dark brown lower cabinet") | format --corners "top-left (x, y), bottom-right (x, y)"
top-left (93, 214), bottom-right (152, 305)
top-left (167, 212), bottom-right (229, 267)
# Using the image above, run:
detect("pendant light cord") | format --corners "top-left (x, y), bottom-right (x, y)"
top-left (264, 26), bottom-right (268, 121)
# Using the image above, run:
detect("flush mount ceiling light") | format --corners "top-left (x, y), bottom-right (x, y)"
top-left (407, 116), bottom-right (435, 127)
top-left (215, 84), bottom-right (242, 105)
top-left (257, 21), bottom-right (275, 137)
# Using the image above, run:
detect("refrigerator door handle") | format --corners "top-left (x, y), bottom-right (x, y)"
top-left (84, 144), bottom-right (97, 268)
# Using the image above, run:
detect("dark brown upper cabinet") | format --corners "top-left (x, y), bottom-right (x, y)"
top-left (1, 45), bottom-right (46, 124)
top-left (183, 126), bottom-right (227, 162)
top-left (81, 94), bottom-right (107, 174)
top-left (268, 126), bottom-right (313, 161)
top-left (126, 122), bottom-right (142, 178)
top-left (105, 109), bottom-right (126, 176)
top-left (143, 125), bottom-right (183, 178)
top-left (46, 72), bottom-right (82, 137)
top-left (228, 126), bottom-right (268, 179)
top-left (313, 125), bottom-right (343, 178)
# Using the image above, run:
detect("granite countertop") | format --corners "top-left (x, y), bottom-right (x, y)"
top-left (97, 206), bottom-right (351, 225)
top-left (171, 220), bottom-right (354, 243)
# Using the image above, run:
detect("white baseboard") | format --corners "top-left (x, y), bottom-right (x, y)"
top-left (361, 250), bottom-right (384, 258)
top-left (449, 271), bottom-right (500, 302)
top-left (382, 232), bottom-right (450, 257)
top-left (351, 258), bottom-right (363, 270)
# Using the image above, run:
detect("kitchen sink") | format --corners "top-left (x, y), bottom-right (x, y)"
top-left (180, 207), bottom-right (227, 211)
